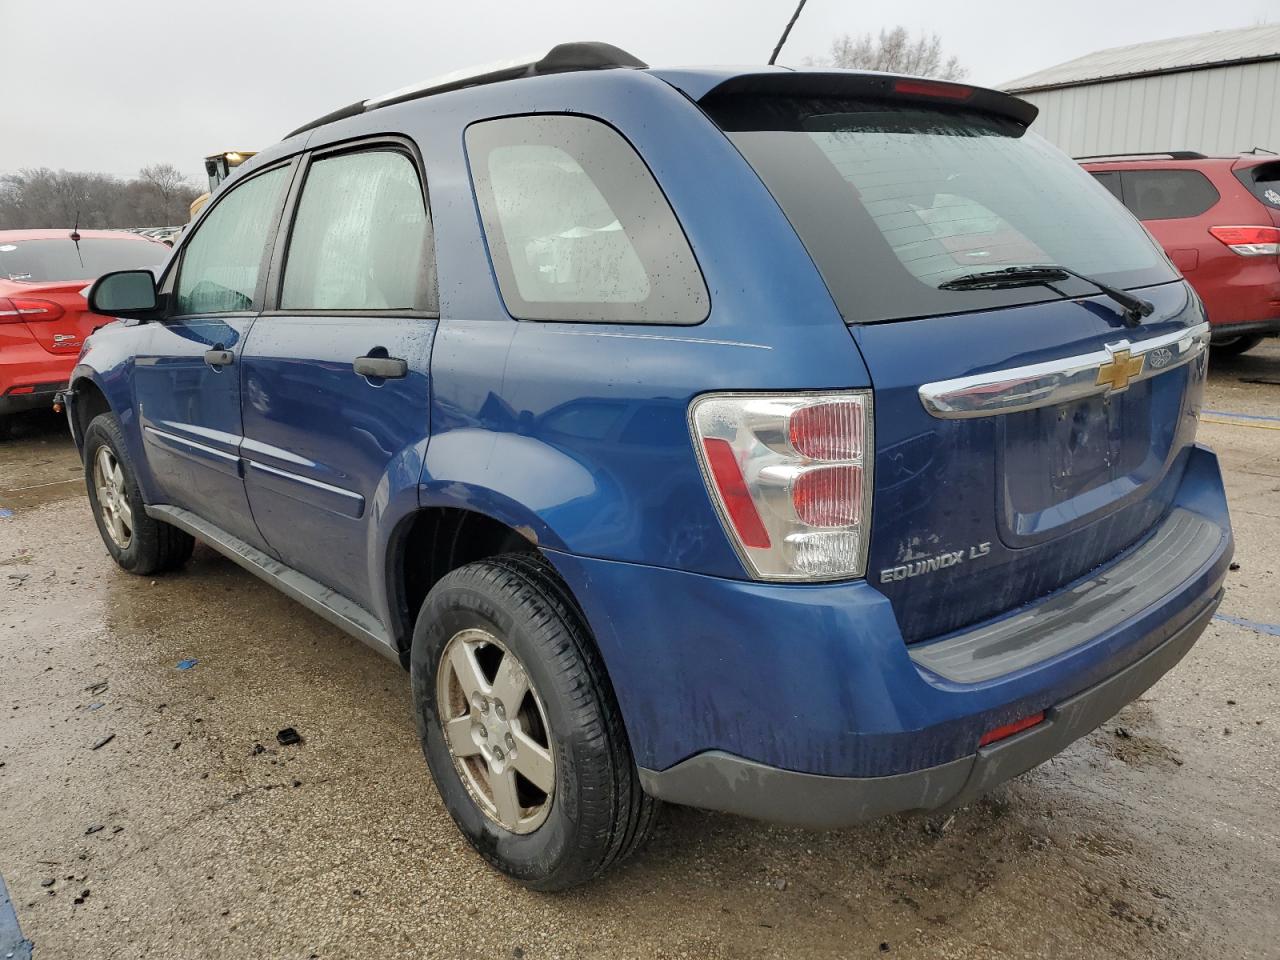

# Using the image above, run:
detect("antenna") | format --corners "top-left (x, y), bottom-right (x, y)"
top-left (71, 210), bottom-right (83, 269)
top-left (768, 0), bottom-right (809, 65)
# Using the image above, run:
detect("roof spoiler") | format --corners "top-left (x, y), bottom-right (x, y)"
top-left (285, 42), bottom-right (647, 139)
top-left (694, 71), bottom-right (1038, 128)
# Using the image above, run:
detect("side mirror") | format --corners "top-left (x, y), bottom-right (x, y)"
top-left (88, 270), bottom-right (159, 318)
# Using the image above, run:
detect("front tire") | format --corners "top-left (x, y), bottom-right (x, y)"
top-left (411, 554), bottom-right (658, 891)
top-left (83, 413), bottom-right (194, 575)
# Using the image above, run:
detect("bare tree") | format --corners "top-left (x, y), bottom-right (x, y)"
top-left (808, 26), bottom-right (967, 80)
top-left (138, 163), bottom-right (190, 205)
top-left (0, 165), bottom-right (200, 229)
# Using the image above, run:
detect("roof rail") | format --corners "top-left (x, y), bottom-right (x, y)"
top-left (285, 42), bottom-right (647, 139)
top-left (1074, 151), bottom-right (1208, 161)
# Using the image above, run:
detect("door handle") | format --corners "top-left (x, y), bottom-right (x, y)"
top-left (353, 355), bottom-right (408, 379)
top-left (204, 349), bottom-right (234, 367)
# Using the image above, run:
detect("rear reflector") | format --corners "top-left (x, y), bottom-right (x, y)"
top-left (979, 711), bottom-right (1045, 747)
top-left (701, 437), bottom-right (771, 549)
top-left (893, 78), bottom-right (973, 101)
top-left (1208, 225), bottom-right (1280, 256)
top-left (6, 385), bottom-right (35, 396)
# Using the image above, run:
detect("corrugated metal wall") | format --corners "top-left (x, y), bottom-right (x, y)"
top-left (1016, 60), bottom-right (1280, 156)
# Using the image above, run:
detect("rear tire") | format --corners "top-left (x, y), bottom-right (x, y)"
top-left (1211, 334), bottom-right (1264, 358)
top-left (411, 553), bottom-right (658, 891)
top-left (84, 413), bottom-right (194, 575)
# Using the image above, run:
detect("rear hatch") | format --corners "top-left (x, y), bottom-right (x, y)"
top-left (701, 75), bottom-right (1207, 642)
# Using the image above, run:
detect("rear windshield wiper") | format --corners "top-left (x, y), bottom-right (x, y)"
top-left (938, 265), bottom-right (1155, 326)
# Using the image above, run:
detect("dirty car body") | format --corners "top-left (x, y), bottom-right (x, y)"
top-left (63, 49), bottom-right (1233, 880)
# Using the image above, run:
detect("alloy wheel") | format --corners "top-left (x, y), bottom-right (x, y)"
top-left (437, 628), bottom-right (556, 833)
top-left (93, 446), bottom-right (133, 549)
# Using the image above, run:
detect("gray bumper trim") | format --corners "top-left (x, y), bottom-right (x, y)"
top-left (909, 508), bottom-right (1223, 684)
top-left (638, 590), bottom-right (1221, 828)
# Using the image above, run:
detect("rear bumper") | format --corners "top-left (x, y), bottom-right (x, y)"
top-left (1209, 316), bottom-right (1280, 340)
top-left (638, 590), bottom-right (1219, 827)
top-left (546, 443), bottom-right (1232, 820)
top-left (0, 381), bottom-right (64, 415)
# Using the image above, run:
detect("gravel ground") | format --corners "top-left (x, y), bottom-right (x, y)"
top-left (0, 342), bottom-right (1277, 960)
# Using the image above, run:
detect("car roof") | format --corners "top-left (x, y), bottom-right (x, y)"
top-left (0, 229), bottom-right (165, 243)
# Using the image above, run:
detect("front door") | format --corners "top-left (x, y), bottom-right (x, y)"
top-left (133, 162), bottom-right (294, 552)
top-left (239, 144), bottom-right (436, 609)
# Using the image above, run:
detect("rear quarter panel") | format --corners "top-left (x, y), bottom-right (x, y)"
top-left (326, 70), bottom-right (877, 573)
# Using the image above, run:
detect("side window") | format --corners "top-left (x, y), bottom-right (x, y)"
top-left (1120, 170), bottom-right (1219, 221)
top-left (1090, 172), bottom-right (1124, 203)
top-left (175, 166), bottom-right (289, 315)
top-left (281, 149), bottom-right (432, 311)
top-left (466, 114), bottom-right (709, 325)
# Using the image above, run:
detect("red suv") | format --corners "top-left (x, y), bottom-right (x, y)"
top-left (1080, 152), bottom-right (1280, 355)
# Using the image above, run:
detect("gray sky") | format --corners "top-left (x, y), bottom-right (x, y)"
top-left (3, 0), bottom-right (1275, 182)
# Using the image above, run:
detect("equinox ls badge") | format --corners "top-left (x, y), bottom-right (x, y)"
top-left (881, 542), bottom-right (991, 584)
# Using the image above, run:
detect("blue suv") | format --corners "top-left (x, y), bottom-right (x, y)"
top-left (66, 43), bottom-right (1233, 890)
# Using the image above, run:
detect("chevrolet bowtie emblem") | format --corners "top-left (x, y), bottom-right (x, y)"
top-left (1096, 343), bottom-right (1145, 393)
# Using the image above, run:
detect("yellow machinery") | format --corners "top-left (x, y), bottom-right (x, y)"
top-left (188, 151), bottom-right (258, 220)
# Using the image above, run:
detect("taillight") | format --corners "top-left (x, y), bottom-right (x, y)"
top-left (1208, 225), bottom-right (1280, 256)
top-left (0, 297), bottom-right (66, 324)
top-left (690, 392), bottom-right (873, 581)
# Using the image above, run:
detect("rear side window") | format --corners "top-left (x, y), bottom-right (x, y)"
top-left (1120, 170), bottom-right (1219, 220)
top-left (175, 166), bottom-right (290, 315)
top-left (281, 149), bottom-right (432, 311)
top-left (704, 95), bottom-right (1176, 325)
top-left (466, 114), bottom-right (709, 324)
top-left (1234, 161), bottom-right (1280, 209)
top-left (1090, 171), bottom-right (1123, 202)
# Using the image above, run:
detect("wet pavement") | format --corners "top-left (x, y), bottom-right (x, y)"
top-left (1, 345), bottom-right (1278, 960)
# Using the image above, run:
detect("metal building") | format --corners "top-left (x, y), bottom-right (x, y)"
top-left (1003, 25), bottom-right (1280, 157)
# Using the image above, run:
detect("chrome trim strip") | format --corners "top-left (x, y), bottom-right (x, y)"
top-left (918, 323), bottom-right (1210, 419)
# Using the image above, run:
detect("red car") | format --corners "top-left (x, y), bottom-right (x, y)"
top-left (1080, 152), bottom-right (1280, 355)
top-left (1, 229), bottom-right (170, 429)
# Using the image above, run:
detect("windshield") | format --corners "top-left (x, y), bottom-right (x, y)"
top-left (0, 237), bottom-right (168, 283)
top-left (705, 95), bottom-right (1179, 324)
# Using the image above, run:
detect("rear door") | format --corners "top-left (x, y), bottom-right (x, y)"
top-left (702, 84), bottom-right (1206, 642)
top-left (133, 161), bottom-right (295, 551)
top-left (1118, 168), bottom-right (1220, 278)
top-left (239, 141), bottom-right (436, 610)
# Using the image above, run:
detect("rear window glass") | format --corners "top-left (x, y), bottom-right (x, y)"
top-left (466, 114), bottom-right (709, 325)
top-left (1120, 170), bottom-right (1219, 220)
top-left (0, 237), bottom-right (168, 282)
top-left (705, 95), bottom-right (1177, 325)
top-left (1235, 161), bottom-right (1280, 209)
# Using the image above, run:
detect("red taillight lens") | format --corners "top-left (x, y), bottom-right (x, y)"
top-left (701, 437), bottom-right (772, 549)
top-left (792, 465), bottom-right (863, 527)
top-left (893, 78), bottom-right (973, 101)
top-left (1208, 225), bottom-right (1280, 256)
top-left (979, 712), bottom-right (1045, 747)
top-left (789, 401), bottom-right (865, 460)
top-left (0, 297), bottom-right (66, 323)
